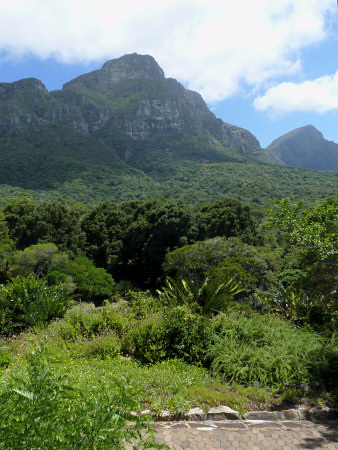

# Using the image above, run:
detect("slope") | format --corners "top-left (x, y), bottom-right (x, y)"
top-left (263, 125), bottom-right (338, 171)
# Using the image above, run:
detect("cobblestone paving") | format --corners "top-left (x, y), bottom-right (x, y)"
top-left (127, 420), bottom-right (338, 449)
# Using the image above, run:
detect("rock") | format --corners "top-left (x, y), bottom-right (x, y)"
top-left (300, 384), bottom-right (310, 394)
top-left (185, 408), bottom-right (206, 421)
top-left (207, 406), bottom-right (241, 420)
top-left (281, 409), bottom-right (301, 421)
top-left (298, 408), bottom-right (312, 421)
top-left (156, 410), bottom-right (172, 421)
top-left (156, 410), bottom-right (184, 421)
top-left (244, 411), bottom-right (283, 421)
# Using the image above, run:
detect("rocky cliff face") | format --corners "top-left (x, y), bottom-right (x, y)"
top-left (0, 78), bottom-right (48, 134)
top-left (59, 54), bottom-right (259, 152)
top-left (63, 53), bottom-right (165, 92)
top-left (0, 53), bottom-right (260, 175)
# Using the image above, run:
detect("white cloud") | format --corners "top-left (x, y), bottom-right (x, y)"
top-left (0, 0), bottom-right (335, 102)
top-left (254, 71), bottom-right (338, 116)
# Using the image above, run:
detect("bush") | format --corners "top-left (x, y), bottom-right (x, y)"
top-left (124, 305), bottom-right (213, 365)
top-left (163, 237), bottom-right (275, 303)
top-left (209, 312), bottom-right (337, 387)
top-left (80, 333), bottom-right (122, 359)
top-left (48, 256), bottom-right (115, 304)
top-left (0, 275), bottom-right (70, 333)
top-left (55, 302), bottom-right (133, 341)
top-left (0, 344), bottom-right (12, 367)
top-left (0, 343), bottom-right (162, 449)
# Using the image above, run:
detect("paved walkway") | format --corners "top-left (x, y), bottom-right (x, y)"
top-left (145, 420), bottom-right (338, 449)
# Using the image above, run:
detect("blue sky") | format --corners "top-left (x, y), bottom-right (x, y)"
top-left (1, 0), bottom-right (338, 148)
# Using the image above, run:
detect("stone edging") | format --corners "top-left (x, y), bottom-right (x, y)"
top-left (142, 406), bottom-right (338, 423)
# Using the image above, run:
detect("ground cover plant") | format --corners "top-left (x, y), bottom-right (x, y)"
top-left (210, 312), bottom-right (338, 387)
top-left (0, 342), bottom-right (164, 449)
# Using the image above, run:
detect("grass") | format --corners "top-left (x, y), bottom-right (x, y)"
top-left (0, 342), bottom-right (164, 449)
top-left (0, 331), bottom-right (275, 417)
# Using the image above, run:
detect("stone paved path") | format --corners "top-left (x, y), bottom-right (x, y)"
top-left (127, 420), bottom-right (338, 449)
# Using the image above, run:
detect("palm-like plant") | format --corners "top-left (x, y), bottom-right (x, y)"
top-left (0, 275), bottom-right (71, 332)
top-left (255, 279), bottom-right (337, 329)
top-left (157, 271), bottom-right (244, 316)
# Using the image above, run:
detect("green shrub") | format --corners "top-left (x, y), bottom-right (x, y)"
top-left (124, 306), bottom-right (213, 365)
top-left (0, 275), bottom-right (70, 333)
top-left (162, 306), bottom-right (213, 365)
top-left (0, 343), bottom-right (163, 449)
top-left (127, 290), bottom-right (164, 318)
top-left (157, 274), bottom-right (244, 316)
top-left (48, 256), bottom-right (115, 304)
top-left (256, 280), bottom-right (337, 332)
top-left (123, 313), bottom-right (166, 363)
top-left (79, 333), bottom-right (122, 359)
top-left (55, 302), bottom-right (132, 341)
top-left (209, 312), bottom-right (337, 387)
top-left (0, 345), bottom-right (12, 367)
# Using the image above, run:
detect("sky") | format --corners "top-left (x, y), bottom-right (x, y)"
top-left (0, 0), bottom-right (338, 147)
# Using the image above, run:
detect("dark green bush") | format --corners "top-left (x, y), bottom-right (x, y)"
top-left (48, 256), bottom-right (115, 304)
top-left (124, 305), bottom-right (213, 365)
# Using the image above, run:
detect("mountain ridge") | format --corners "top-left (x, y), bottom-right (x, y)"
top-left (263, 125), bottom-right (338, 171)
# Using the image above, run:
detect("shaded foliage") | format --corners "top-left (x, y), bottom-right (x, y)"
top-left (48, 256), bottom-right (115, 304)
top-left (196, 198), bottom-right (259, 244)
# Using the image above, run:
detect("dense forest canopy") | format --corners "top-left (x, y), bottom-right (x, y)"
top-left (0, 196), bottom-right (336, 326)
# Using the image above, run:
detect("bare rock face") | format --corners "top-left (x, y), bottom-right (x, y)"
top-left (59, 53), bottom-right (259, 152)
top-left (0, 52), bottom-right (260, 171)
top-left (0, 78), bottom-right (48, 134)
top-left (63, 53), bottom-right (165, 93)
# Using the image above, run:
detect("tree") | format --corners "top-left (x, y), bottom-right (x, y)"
top-left (265, 199), bottom-right (337, 328)
top-left (0, 210), bottom-right (8, 240)
top-left (4, 200), bottom-right (86, 256)
top-left (0, 239), bottom-right (14, 283)
top-left (196, 198), bottom-right (259, 244)
top-left (163, 237), bottom-right (274, 301)
top-left (267, 199), bottom-right (337, 261)
top-left (121, 199), bottom-right (197, 285)
top-left (81, 202), bottom-right (127, 271)
top-left (48, 256), bottom-right (115, 304)
top-left (10, 243), bottom-right (67, 278)
top-left (3, 199), bottom-right (37, 249)
top-left (34, 201), bottom-right (86, 256)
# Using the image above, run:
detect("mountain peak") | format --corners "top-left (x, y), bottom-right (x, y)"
top-left (293, 124), bottom-right (323, 138)
top-left (0, 78), bottom-right (48, 96)
top-left (63, 53), bottom-right (165, 93)
top-left (264, 125), bottom-right (338, 170)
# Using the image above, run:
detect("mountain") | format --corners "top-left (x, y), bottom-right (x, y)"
top-left (0, 53), bottom-right (260, 189)
top-left (263, 125), bottom-right (338, 171)
top-left (0, 54), bottom-right (336, 207)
